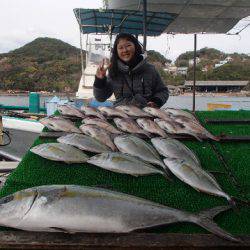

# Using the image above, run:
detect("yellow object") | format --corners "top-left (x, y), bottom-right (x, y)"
top-left (207, 103), bottom-right (232, 111)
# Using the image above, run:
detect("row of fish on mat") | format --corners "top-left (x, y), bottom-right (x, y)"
top-left (41, 104), bottom-right (220, 141)
top-left (33, 105), bottom-right (232, 205)
top-left (0, 104), bottom-right (239, 241)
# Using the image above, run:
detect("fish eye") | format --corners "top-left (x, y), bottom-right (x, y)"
top-left (0, 195), bottom-right (14, 205)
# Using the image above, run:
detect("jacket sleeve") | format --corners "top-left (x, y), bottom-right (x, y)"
top-left (93, 76), bottom-right (113, 102)
top-left (151, 68), bottom-right (169, 107)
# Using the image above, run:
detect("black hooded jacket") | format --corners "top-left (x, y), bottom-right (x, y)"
top-left (93, 56), bottom-right (169, 107)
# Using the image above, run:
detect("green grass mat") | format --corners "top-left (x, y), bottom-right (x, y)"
top-left (0, 110), bottom-right (249, 235)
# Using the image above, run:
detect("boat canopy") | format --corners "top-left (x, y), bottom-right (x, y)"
top-left (74, 8), bottom-right (176, 36)
top-left (107, 0), bottom-right (250, 34)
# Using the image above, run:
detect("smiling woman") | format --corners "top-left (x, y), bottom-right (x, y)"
top-left (93, 33), bottom-right (169, 108)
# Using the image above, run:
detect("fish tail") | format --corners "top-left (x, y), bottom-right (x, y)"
top-left (191, 205), bottom-right (240, 242)
top-left (190, 133), bottom-right (203, 142)
top-left (205, 131), bottom-right (220, 141)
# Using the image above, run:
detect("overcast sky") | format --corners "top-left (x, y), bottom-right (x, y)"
top-left (0, 0), bottom-right (249, 61)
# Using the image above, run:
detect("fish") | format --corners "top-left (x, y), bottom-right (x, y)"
top-left (136, 118), bottom-right (167, 138)
top-left (79, 124), bottom-right (117, 151)
top-left (39, 117), bottom-right (82, 133)
top-left (82, 117), bottom-right (122, 134)
top-left (154, 118), bottom-right (203, 141)
top-left (151, 137), bottom-right (200, 165)
top-left (80, 106), bottom-right (106, 120)
top-left (163, 157), bottom-right (234, 205)
top-left (0, 185), bottom-right (238, 242)
top-left (57, 105), bottom-right (85, 119)
top-left (113, 118), bottom-right (150, 137)
top-left (87, 152), bottom-right (166, 177)
top-left (116, 105), bottom-right (152, 118)
top-left (179, 119), bottom-right (220, 141)
top-left (30, 143), bottom-right (89, 163)
top-left (98, 106), bottom-right (129, 118)
top-left (114, 134), bottom-right (171, 179)
top-left (57, 133), bottom-right (110, 153)
top-left (163, 108), bottom-right (197, 121)
top-left (143, 107), bottom-right (171, 120)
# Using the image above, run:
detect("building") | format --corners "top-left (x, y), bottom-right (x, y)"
top-left (184, 80), bottom-right (249, 92)
top-left (177, 67), bottom-right (188, 75)
top-left (188, 57), bottom-right (200, 66)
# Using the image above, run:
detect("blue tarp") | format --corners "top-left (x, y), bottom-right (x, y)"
top-left (74, 8), bottom-right (176, 36)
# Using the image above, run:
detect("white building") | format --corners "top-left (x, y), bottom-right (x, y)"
top-left (188, 57), bottom-right (200, 66)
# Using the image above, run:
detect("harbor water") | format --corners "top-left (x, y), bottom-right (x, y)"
top-left (0, 94), bottom-right (249, 111)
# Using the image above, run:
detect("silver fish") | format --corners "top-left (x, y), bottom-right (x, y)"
top-left (30, 143), bottom-right (89, 163)
top-left (81, 106), bottom-right (106, 120)
top-left (40, 117), bottom-right (82, 133)
top-left (163, 157), bottom-right (234, 205)
top-left (79, 124), bottom-right (117, 151)
top-left (82, 117), bottom-right (122, 134)
top-left (87, 152), bottom-right (165, 177)
top-left (98, 106), bottom-right (129, 118)
top-left (163, 108), bottom-right (197, 121)
top-left (0, 185), bottom-right (238, 242)
top-left (116, 105), bottom-right (152, 118)
top-left (57, 105), bottom-right (85, 118)
top-left (151, 137), bottom-right (200, 165)
top-left (57, 133), bottom-right (110, 153)
top-left (143, 107), bottom-right (171, 120)
top-left (154, 118), bottom-right (203, 141)
top-left (113, 118), bottom-right (150, 137)
top-left (136, 118), bottom-right (167, 138)
top-left (114, 134), bottom-right (171, 179)
top-left (178, 119), bottom-right (220, 141)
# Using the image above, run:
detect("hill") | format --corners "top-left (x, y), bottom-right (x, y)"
top-left (0, 37), bottom-right (172, 92)
top-left (0, 37), bottom-right (83, 92)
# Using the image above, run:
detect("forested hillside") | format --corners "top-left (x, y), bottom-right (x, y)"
top-left (0, 38), bottom-right (82, 92)
top-left (0, 37), bottom-right (170, 92)
top-left (0, 38), bottom-right (249, 91)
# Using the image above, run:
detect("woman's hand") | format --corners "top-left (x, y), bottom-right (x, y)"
top-left (96, 58), bottom-right (111, 79)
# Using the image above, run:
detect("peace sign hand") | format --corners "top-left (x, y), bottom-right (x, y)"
top-left (96, 58), bottom-right (111, 79)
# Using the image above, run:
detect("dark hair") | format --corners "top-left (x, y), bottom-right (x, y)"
top-left (109, 33), bottom-right (143, 78)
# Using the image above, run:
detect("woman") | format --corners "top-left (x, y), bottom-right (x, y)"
top-left (94, 33), bottom-right (169, 108)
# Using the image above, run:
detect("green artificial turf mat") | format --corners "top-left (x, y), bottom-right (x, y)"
top-left (0, 111), bottom-right (249, 235)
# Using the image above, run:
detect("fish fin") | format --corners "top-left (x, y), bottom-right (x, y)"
top-left (192, 206), bottom-right (241, 242)
top-left (49, 227), bottom-right (75, 234)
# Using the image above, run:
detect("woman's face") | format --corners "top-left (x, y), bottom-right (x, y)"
top-left (117, 38), bottom-right (136, 63)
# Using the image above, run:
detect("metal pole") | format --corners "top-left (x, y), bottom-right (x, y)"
top-left (142, 0), bottom-right (147, 51)
top-left (192, 34), bottom-right (197, 112)
top-left (79, 26), bottom-right (85, 77)
top-left (0, 116), bottom-right (3, 145)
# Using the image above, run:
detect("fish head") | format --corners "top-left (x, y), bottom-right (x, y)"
top-left (82, 117), bottom-right (93, 124)
top-left (0, 189), bottom-right (38, 225)
top-left (57, 105), bottom-right (68, 115)
top-left (87, 153), bottom-right (109, 165)
top-left (113, 118), bottom-right (121, 126)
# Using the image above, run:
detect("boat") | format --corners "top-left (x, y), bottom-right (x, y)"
top-left (0, 3), bottom-right (249, 248)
